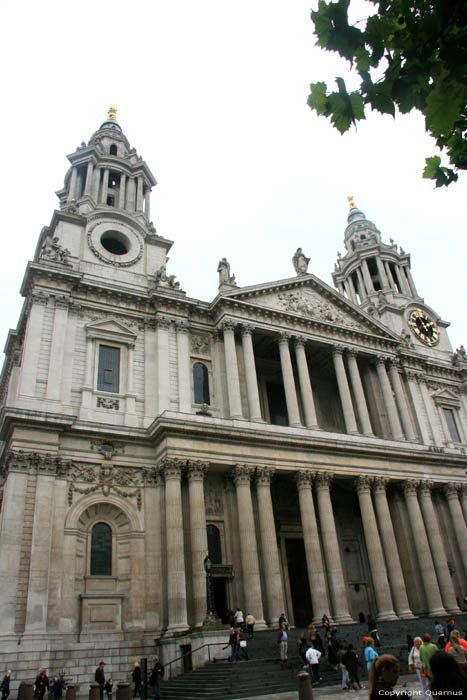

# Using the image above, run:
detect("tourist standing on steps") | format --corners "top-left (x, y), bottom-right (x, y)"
top-left (298, 632), bottom-right (309, 665)
top-left (278, 612), bottom-right (289, 629)
top-left (245, 612), bottom-right (256, 639)
top-left (321, 614), bottom-right (330, 635)
top-left (278, 623), bottom-right (288, 667)
top-left (148, 658), bottom-right (163, 700)
top-left (1, 671), bottom-right (11, 700)
top-left (225, 627), bottom-right (237, 662)
top-left (131, 663), bottom-right (142, 698)
top-left (419, 634), bottom-right (438, 700)
top-left (342, 644), bottom-right (364, 691)
top-left (95, 662), bottom-right (106, 700)
top-left (408, 637), bottom-right (426, 696)
top-left (236, 628), bottom-right (249, 661)
top-left (34, 670), bottom-right (49, 700)
top-left (305, 646), bottom-right (322, 684)
top-left (434, 620), bottom-right (446, 648)
top-left (234, 607), bottom-right (244, 628)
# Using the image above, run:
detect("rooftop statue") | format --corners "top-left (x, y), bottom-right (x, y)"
top-left (292, 248), bottom-right (310, 275)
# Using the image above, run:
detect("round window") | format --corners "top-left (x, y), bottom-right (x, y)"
top-left (101, 230), bottom-right (129, 255)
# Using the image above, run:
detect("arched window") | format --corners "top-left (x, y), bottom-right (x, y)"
top-left (90, 522), bottom-right (112, 576)
top-left (207, 524), bottom-right (222, 563)
top-left (193, 362), bottom-right (210, 404)
top-left (109, 144), bottom-right (117, 156)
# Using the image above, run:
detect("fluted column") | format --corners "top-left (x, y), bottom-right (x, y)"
top-left (221, 322), bottom-right (243, 419)
top-left (405, 371), bottom-right (429, 444)
top-left (347, 349), bottom-right (373, 436)
top-left (356, 476), bottom-right (396, 620)
top-left (18, 294), bottom-right (48, 399)
top-left (156, 317), bottom-right (171, 414)
top-left (402, 480), bottom-right (446, 615)
top-left (296, 471), bottom-right (330, 623)
top-left (376, 356), bottom-right (405, 440)
top-left (84, 161), bottom-right (94, 196)
top-left (294, 338), bottom-right (319, 429)
top-left (67, 167), bottom-right (78, 203)
top-left (136, 176), bottom-right (144, 211)
top-left (388, 359), bottom-right (417, 441)
top-left (144, 188), bottom-right (151, 219)
top-left (361, 259), bottom-right (374, 293)
top-left (233, 465), bottom-right (265, 624)
top-left (356, 268), bottom-right (368, 300)
top-left (45, 297), bottom-right (69, 401)
top-left (278, 333), bottom-right (301, 427)
top-left (444, 484), bottom-right (467, 580)
top-left (144, 467), bottom-right (163, 630)
top-left (176, 321), bottom-right (191, 413)
top-left (372, 479), bottom-right (414, 618)
top-left (100, 167), bottom-right (110, 204)
top-left (376, 257), bottom-right (390, 289)
top-left (418, 482), bottom-right (461, 614)
top-left (332, 345), bottom-right (358, 435)
top-left (187, 460), bottom-right (209, 626)
top-left (241, 325), bottom-right (262, 422)
top-left (255, 468), bottom-right (284, 624)
top-left (162, 458), bottom-right (188, 631)
top-left (315, 472), bottom-right (353, 623)
top-left (118, 175), bottom-right (126, 209)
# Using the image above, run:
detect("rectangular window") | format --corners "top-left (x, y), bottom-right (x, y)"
top-left (443, 407), bottom-right (461, 443)
top-left (97, 345), bottom-right (120, 393)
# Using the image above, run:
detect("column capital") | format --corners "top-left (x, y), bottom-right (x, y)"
top-left (355, 475), bottom-right (374, 494)
top-left (444, 483), bottom-right (461, 500)
top-left (175, 320), bottom-right (189, 334)
top-left (293, 336), bottom-right (307, 349)
top-left (186, 460), bottom-right (209, 481)
top-left (155, 315), bottom-right (172, 330)
top-left (233, 463), bottom-right (256, 485)
top-left (255, 466), bottom-right (275, 485)
top-left (241, 323), bottom-right (255, 337)
top-left (376, 354), bottom-right (390, 366)
top-left (373, 477), bottom-right (390, 495)
top-left (143, 466), bottom-right (163, 487)
top-left (332, 344), bottom-right (345, 357)
top-left (278, 332), bottom-right (292, 345)
top-left (295, 470), bottom-right (314, 489)
top-left (405, 369), bottom-right (421, 382)
top-left (387, 356), bottom-right (400, 369)
top-left (315, 471), bottom-right (333, 490)
top-left (346, 347), bottom-right (359, 359)
top-left (402, 479), bottom-right (420, 496)
top-left (159, 457), bottom-right (184, 480)
top-left (220, 320), bottom-right (236, 333)
top-left (418, 480), bottom-right (435, 497)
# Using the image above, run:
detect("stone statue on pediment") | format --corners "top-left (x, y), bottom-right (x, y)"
top-left (154, 263), bottom-right (181, 290)
top-left (40, 236), bottom-right (71, 265)
top-left (292, 248), bottom-right (310, 275)
top-left (217, 258), bottom-right (237, 288)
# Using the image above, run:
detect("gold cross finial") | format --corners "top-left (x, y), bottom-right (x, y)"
top-left (107, 106), bottom-right (117, 121)
top-left (348, 195), bottom-right (356, 210)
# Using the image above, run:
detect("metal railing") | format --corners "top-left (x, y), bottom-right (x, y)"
top-left (162, 642), bottom-right (227, 678)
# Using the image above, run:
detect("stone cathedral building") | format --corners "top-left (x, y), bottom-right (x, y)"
top-left (0, 110), bottom-right (466, 677)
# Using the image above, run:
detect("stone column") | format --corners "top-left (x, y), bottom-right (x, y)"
top-left (296, 471), bottom-right (330, 624)
top-left (91, 166), bottom-right (100, 201)
top-left (315, 472), bottom-right (353, 623)
top-left (45, 297), bottom-right (69, 402)
top-left (376, 356), bottom-right (405, 440)
top-left (144, 188), bottom-right (151, 219)
top-left (126, 177), bottom-right (136, 212)
top-left (18, 294), bottom-right (48, 399)
top-left (348, 276), bottom-right (358, 303)
top-left (404, 266), bottom-right (418, 297)
top-left (356, 476), bottom-right (397, 620)
top-left (356, 268), bottom-right (368, 300)
top-left (84, 161), bottom-right (94, 196)
top-left (418, 482), bottom-right (461, 614)
top-left (361, 259), bottom-right (374, 293)
top-left (241, 325), bottom-right (262, 422)
top-left (278, 333), bottom-right (301, 427)
top-left (376, 257), bottom-right (389, 289)
top-left (384, 262), bottom-right (396, 292)
top-left (118, 174), bottom-right (127, 209)
top-left (405, 371), bottom-right (430, 444)
top-left (343, 279), bottom-right (356, 304)
top-left (387, 359), bottom-right (417, 441)
top-left (144, 319), bottom-right (157, 426)
top-left (67, 167), bottom-right (78, 203)
top-left (402, 480), bottom-right (446, 616)
top-left (25, 469), bottom-right (56, 632)
top-left (347, 349), bottom-right (373, 436)
top-left (187, 460), bottom-right (209, 627)
top-left (136, 176), bottom-right (144, 211)
top-left (156, 317), bottom-right (171, 415)
top-left (100, 167), bottom-right (110, 204)
top-left (332, 345), bottom-right (358, 435)
top-left (0, 463), bottom-right (29, 633)
top-left (255, 468), bottom-right (285, 625)
top-left (444, 484), bottom-right (467, 580)
top-left (176, 321), bottom-right (192, 413)
top-left (372, 479), bottom-right (414, 618)
top-left (144, 467), bottom-right (163, 630)
top-left (221, 321), bottom-right (243, 419)
top-left (233, 465), bottom-right (265, 625)
top-left (162, 458), bottom-right (188, 631)
top-left (294, 338), bottom-right (319, 429)
top-left (460, 485), bottom-right (467, 525)
top-left (419, 378), bottom-right (444, 446)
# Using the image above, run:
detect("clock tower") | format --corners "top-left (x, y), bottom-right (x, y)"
top-left (332, 198), bottom-right (452, 359)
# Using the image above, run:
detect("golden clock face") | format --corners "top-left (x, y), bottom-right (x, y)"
top-left (408, 309), bottom-right (440, 346)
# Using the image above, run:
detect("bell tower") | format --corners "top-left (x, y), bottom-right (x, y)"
top-left (332, 197), bottom-right (453, 357)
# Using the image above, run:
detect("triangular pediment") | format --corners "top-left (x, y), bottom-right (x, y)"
top-left (432, 387), bottom-right (460, 406)
top-left (215, 275), bottom-right (398, 339)
top-left (85, 317), bottom-right (137, 342)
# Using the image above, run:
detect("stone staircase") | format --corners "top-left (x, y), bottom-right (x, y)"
top-left (160, 613), bottom-right (467, 700)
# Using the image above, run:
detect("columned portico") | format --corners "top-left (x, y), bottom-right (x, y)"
top-left (347, 349), bottom-right (373, 436)
top-left (294, 337), bottom-right (319, 429)
top-left (315, 472), bottom-right (353, 623)
top-left (332, 345), bottom-right (359, 435)
top-left (387, 359), bottom-right (417, 441)
top-left (403, 480), bottom-right (446, 616)
top-left (233, 465), bottom-right (266, 625)
top-left (356, 476), bottom-right (397, 620)
top-left (278, 333), bottom-right (301, 427)
top-left (376, 356), bottom-right (405, 440)
top-left (241, 325), bottom-right (263, 422)
top-left (221, 322), bottom-right (243, 419)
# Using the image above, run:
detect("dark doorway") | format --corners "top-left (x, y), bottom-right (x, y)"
top-left (285, 538), bottom-right (313, 626)
top-left (212, 578), bottom-right (228, 623)
top-left (266, 382), bottom-right (288, 425)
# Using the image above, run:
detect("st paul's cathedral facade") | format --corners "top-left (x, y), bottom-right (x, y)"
top-left (0, 110), bottom-right (466, 678)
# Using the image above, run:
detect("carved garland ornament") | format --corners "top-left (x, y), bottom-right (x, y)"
top-left (277, 291), bottom-right (362, 330)
top-left (67, 463), bottom-right (143, 509)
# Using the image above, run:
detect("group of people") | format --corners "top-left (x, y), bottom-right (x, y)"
top-left (94, 659), bottom-right (164, 700)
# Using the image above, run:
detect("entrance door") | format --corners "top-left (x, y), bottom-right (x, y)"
top-left (212, 578), bottom-right (228, 623)
top-left (266, 382), bottom-right (288, 425)
top-left (285, 539), bottom-right (313, 626)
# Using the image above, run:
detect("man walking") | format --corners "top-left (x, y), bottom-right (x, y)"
top-left (278, 624), bottom-right (288, 668)
top-left (95, 662), bottom-right (106, 700)
top-left (148, 657), bottom-right (163, 700)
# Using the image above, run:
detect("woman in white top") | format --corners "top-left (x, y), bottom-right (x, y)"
top-left (408, 637), bottom-right (426, 695)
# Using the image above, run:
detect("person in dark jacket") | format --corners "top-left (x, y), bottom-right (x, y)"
top-left (50, 676), bottom-right (65, 700)
top-left (131, 663), bottom-right (141, 698)
top-left (104, 680), bottom-right (113, 699)
top-left (34, 670), bottom-right (49, 700)
top-left (342, 645), bottom-right (365, 690)
top-left (148, 657), bottom-right (163, 700)
top-left (1, 671), bottom-right (11, 700)
top-left (95, 662), bottom-right (105, 700)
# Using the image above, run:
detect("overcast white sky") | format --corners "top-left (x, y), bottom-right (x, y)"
top-left (0, 0), bottom-right (465, 356)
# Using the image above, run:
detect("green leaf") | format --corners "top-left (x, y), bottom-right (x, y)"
top-left (355, 47), bottom-right (371, 73)
top-left (425, 75), bottom-right (465, 137)
top-left (349, 91), bottom-right (365, 121)
top-left (422, 155), bottom-right (442, 180)
top-left (307, 82), bottom-right (330, 116)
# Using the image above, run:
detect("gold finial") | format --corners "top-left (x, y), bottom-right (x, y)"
top-left (107, 106), bottom-right (117, 121)
top-left (347, 194), bottom-right (356, 210)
